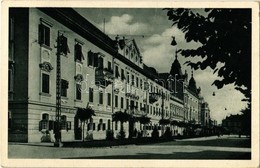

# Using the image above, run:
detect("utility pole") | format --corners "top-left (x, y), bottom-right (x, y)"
top-left (54, 31), bottom-right (62, 147)
top-left (111, 35), bottom-right (119, 137)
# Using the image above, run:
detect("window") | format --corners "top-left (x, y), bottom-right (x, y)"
top-left (140, 79), bottom-right (143, 89)
top-left (87, 118), bottom-right (94, 131)
top-left (108, 61), bottom-right (112, 71)
top-left (121, 97), bottom-right (124, 108)
top-left (121, 69), bottom-right (126, 80)
top-left (61, 79), bottom-right (69, 97)
top-left (42, 73), bottom-right (49, 94)
top-left (102, 123), bottom-right (106, 131)
top-left (99, 91), bottom-right (103, 104)
top-left (136, 77), bottom-right (139, 88)
top-left (74, 43), bottom-right (84, 62)
top-left (115, 66), bottom-right (120, 78)
top-left (115, 95), bottom-right (118, 107)
top-left (98, 119), bottom-right (103, 131)
top-left (89, 88), bottom-right (94, 102)
top-left (107, 120), bottom-right (111, 130)
top-left (136, 102), bottom-right (138, 110)
top-left (39, 113), bottom-right (52, 131)
top-left (59, 34), bottom-right (70, 55)
top-left (60, 115), bottom-right (67, 130)
top-left (115, 121), bottom-right (118, 130)
top-left (76, 83), bottom-right (81, 100)
top-left (131, 75), bottom-right (135, 86)
top-left (126, 99), bottom-right (129, 109)
top-left (98, 57), bottom-right (104, 69)
top-left (107, 93), bottom-right (111, 106)
top-left (38, 23), bottom-right (50, 47)
top-left (88, 51), bottom-right (98, 67)
top-left (127, 72), bottom-right (130, 83)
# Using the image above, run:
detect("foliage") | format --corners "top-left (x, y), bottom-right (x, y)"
top-left (112, 111), bottom-right (131, 123)
top-left (112, 111), bottom-right (131, 139)
top-left (151, 127), bottom-right (159, 139)
top-left (162, 127), bottom-right (172, 139)
top-left (77, 106), bottom-right (96, 122)
top-left (85, 132), bottom-right (93, 141)
top-left (76, 103), bottom-right (96, 141)
top-left (138, 116), bottom-right (151, 125)
top-left (170, 120), bottom-right (178, 126)
top-left (116, 130), bottom-right (126, 140)
top-left (165, 8), bottom-right (251, 103)
top-left (159, 119), bottom-right (171, 125)
top-left (106, 130), bottom-right (114, 140)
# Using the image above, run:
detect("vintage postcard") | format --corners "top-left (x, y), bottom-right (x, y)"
top-left (1, 1), bottom-right (259, 168)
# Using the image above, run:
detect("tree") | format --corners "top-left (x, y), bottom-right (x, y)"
top-left (138, 115), bottom-right (151, 137)
top-left (112, 111), bottom-right (131, 139)
top-left (76, 103), bottom-right (95, 141)
top-left (165, 9), bottom-right (251, 105)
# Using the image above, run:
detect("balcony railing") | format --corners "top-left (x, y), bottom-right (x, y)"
top-left (95, 68), bottom-right (113, 87)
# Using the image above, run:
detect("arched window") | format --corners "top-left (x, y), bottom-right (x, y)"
top-left (98, 119), bottom-right (103, 131)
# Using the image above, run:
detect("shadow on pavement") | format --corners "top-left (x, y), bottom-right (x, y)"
top-left (62, 150), bottom-right (251, 160)
top-left (146, 138), bottom-right (251, 148)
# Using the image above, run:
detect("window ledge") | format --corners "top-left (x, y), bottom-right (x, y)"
top-left (40, 44), bottom-right (52, 51)
top-left (87, 65), bottom-right (95, 69)
top-left (74, 99), bottom-right (83, 103)
top-left (61, 96), bottom-right (68, 100)
top-left (76, 60), bottom-right (83, 64)
top-left (39, 92), bottom-right (51, 97)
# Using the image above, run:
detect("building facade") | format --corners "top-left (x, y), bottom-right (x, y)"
top-left (8, 8), bottom-right (211, 142)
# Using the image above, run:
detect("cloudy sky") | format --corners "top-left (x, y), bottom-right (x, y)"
top-left (75, 8), bottom-right (248, 123)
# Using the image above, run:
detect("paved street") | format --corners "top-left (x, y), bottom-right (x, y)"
top-left (8, 135), bottom-right (250, 159)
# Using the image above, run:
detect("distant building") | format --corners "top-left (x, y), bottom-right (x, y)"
top-left (201, 102), bottom-right (210, 127)
top-left (222, 114), bottom-right (243, 134)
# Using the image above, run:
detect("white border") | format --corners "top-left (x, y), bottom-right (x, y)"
top-left (1, 1), bottom-right (259, 168)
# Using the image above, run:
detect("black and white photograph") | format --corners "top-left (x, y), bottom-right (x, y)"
top-left (1, 1), bottom-right (259, 168)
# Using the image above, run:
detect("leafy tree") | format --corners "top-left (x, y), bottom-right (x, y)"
top-left (76, 103), bottom-right (95, 141)
top-left (112, 111), bottom-right (131, 134)
top-left (165, 9), bottom-right (251, 106)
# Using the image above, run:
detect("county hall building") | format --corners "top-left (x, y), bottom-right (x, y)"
top-left (8, 8), bottom-right (205, 142)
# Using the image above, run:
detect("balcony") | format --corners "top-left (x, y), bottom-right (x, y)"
top-left (95, 68), bottom-right (113, 87)
top-left (149, 93), bottom-right (159, 104)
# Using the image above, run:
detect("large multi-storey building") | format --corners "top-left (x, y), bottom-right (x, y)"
top-left (8, 8), bottom-right (210, 142)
